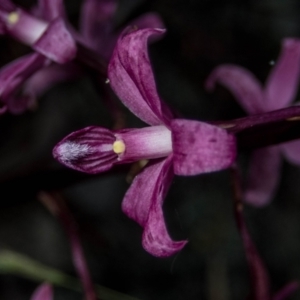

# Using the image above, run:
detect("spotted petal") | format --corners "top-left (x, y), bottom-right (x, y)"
top-left (244, 147), bottom-right (282, 207)
top-left (122, 156), bottom-right (187, 257)
top-left (171, 119), bottom-right (236, 176)
top-left (31, 283), bottom-right (53, 300)
top-left (205, 64), bottom-right (265, 114)
top-left (33, 18), bottom-right (76, 64)
top-left (108, 28), bottom-right (173, 126)
top-left (264, 38), bottom-right (300, 111)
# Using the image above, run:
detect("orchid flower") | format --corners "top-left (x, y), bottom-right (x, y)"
top-left (30, 283), bottom-right (53, 300)
top-left (0, 0), bottom-right (76, 113)
top-left (0, 0), bottom-right (163, 114)
top-left (0, 0), bottom-right (76, 63)
top-left (206, 38), bottom-right (300, 207)
top-left (53, 28), bottom-right (236, 257)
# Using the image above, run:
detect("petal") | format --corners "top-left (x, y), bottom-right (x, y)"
top-left (264, 38), bottom-right (300, 110)
top-left (53, 126), bottom-right (117, 174)
top-left (79, 0), bottom-right (116, 49)
top-left (115, 125), bottom-right (172, 162)
top-left (0, 53), bottom-right (46, 94)
top-left (171, 119), bottom-right (236, 176)
top-left (205, 64), bottom-right (265, 114)
top-left (3, 9), bottom-right (48, 45)
top-left (0, 53), bottom-right (48, 112)
top-left (31, 283), bottom-right (53, 300)
top-left (33, 18), bottom-right (76, 64)
top-left (23, 63), bottom-right (80, 100)
top-left (122, 156), bottom-right (187, 257)
top-left (36, 0), bottom-right (66, 21)
top-left (244, 147), bottom-right (282, 207)
top-left (108, 28), bottom-right (173, 126)
top-left (6, 94), bottom-right (34, 114)
top-left (281, 139), bottom-right (300, 165)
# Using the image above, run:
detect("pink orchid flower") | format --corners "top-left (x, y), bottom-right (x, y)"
top-left (53, 28), bottom-right (236, 257)
top-left (206, 38), bottom-right (300, 206)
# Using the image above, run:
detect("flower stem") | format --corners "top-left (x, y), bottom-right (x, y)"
top-left (38, 191), bottom-right (97, 300)
top-left (230, 165), bottom-right (271, 300)
top-left (218, 106), bottom-right (300, 149)
top-left (75, 43), bottom-right (107, 78)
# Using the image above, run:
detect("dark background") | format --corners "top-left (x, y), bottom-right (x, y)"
top-left (0, 0), bottom-right (300, 299)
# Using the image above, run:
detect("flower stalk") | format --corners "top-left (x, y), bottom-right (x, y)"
top-left (38, 192), bottom-right (97, 300)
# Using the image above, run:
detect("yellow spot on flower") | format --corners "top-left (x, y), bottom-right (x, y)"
top-left (8, 12), bottom-right (19, 25)
top-left (113, 140), bottom-right (126, 154)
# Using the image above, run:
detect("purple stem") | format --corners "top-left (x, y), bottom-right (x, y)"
top-left (38, 191), bottom-right (97, 300)
top-left (220, 106), bottom-right (300, 149)
top-left (75, 42), bottom-right (107, 78)
top-left (230, 165), bottom-right (271, 300)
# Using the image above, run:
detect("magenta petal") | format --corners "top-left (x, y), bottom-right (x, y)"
top-left (0, 53), bottom-right (47, 112)
top-left (10, 64), bottom-right (79, 114)
top-left (36, 0), bottom-right (66, 21)
top-left (244, 147), bottom-right (282, 207)
top-left (31, 283), bottom-right (53, 300)
top-left (0, 53), bottom-right (46, 94)
top-left (171, 119), bottom-right (236, 176)
top-left (33, 18), bottom-right (76, 63)
top-left (205, 64), bottom-right (265, 114)
top-left (53, 126), bottom-right (117, 174)
top-left (23, 63), bottom-right (80, 99)
top-left (281, 139), bottom-right (300, 165)
top-left (122, 156), bottom-right (187, 257)
top-left (108, 28), bottom-right (173, 126)
top-left (264, 38), bottom-right (300, 110)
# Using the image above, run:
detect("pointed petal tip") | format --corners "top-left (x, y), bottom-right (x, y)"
top-left (142, 233), bottom-right (188, 257)
top-left (205, 64), bottom-right (264, 114)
